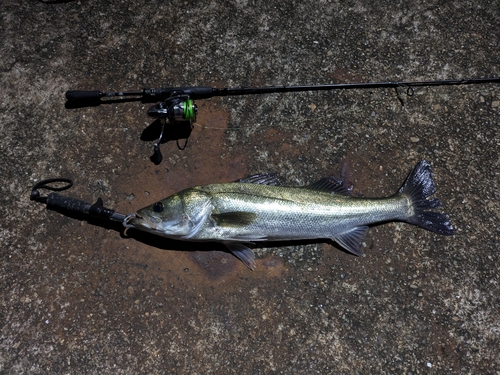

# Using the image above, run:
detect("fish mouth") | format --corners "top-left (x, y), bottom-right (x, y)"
top-left (123, 214), bottom-right (158, 231)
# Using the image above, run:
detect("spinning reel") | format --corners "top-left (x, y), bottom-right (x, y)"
top-left (66, 86), bottom-right (213, 164)
top-left (147, 97), bottom-right (198, 164)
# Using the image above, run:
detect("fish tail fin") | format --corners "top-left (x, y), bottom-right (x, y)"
top-left (399, 160), bottom-right (455, 235)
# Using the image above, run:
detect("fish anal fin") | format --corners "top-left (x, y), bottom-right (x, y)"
top-left (333, 226), bottom-right (369, 256)
top-left (224, 242), bottom-right (256, 270)
top-left (211, 212), bottom-right (257, 228)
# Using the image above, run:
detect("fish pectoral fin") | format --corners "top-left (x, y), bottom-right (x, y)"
top-left (211, 212), bottom-right (258, 228)
top-left (224, 242), bottom-right (256, 270)
top-left (332, 226), bottom-right (369, 256)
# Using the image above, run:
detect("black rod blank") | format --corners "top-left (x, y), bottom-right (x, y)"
top-left (66, 77), bottom-right (500, 103)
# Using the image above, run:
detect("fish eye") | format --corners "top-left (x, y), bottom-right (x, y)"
top-left (153, 202), bottom-right (164, 213)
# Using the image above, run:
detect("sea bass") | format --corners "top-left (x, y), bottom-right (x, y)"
top-left (125, 160), bottom-right (454, 270)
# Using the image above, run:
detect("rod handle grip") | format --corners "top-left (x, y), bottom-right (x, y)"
top-left (65, 90), bottom-right (102, 101)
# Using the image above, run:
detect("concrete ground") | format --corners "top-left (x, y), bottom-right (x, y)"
top-left (1, 1), bottom-right (499, 373)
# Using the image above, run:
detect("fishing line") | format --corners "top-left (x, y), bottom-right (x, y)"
top-left (192, 90), bottom-right (398, 131)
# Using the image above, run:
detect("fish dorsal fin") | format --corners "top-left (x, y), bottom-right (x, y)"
top-left (224, 242), bottom-right (256, 270)
top-left (333, 226), bottom-right (369, 256)
top-left (235, 173), bottom-right (278, 185)
top-left (211, 212), bottom-right (258, 228)
top-left (307, 176), bottom-right (352, 196)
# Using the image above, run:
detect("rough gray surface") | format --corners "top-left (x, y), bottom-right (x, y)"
top-left (1, 0), bottom-right (499, 373)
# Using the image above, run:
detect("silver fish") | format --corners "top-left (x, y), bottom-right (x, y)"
top-left (125, 160), bottom-right (454, 270)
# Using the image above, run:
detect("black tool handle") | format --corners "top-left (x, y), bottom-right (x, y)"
top-left (46, 192), bottom-right (89, 214)
top-left (30, 178), bottom-right (128, 222)
top-left (45, 193), bottom-right (120, 219)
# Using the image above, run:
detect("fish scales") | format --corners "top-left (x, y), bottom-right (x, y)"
top-left (194, 183), bottom-right (408, 241)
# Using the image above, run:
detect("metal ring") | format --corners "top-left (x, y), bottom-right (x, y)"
top-left (123, 214), bottom-right (137, 228)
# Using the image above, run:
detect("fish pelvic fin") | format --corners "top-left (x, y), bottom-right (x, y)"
top-left (399, 160), bottom-right (455, 235)
top-left (333, 226), bottom-right (369, 256)
top-left (224, 242), bottom-right (256, 270)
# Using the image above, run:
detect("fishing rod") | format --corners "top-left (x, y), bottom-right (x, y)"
top-left (66, 77), bottom-right (500, 164)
